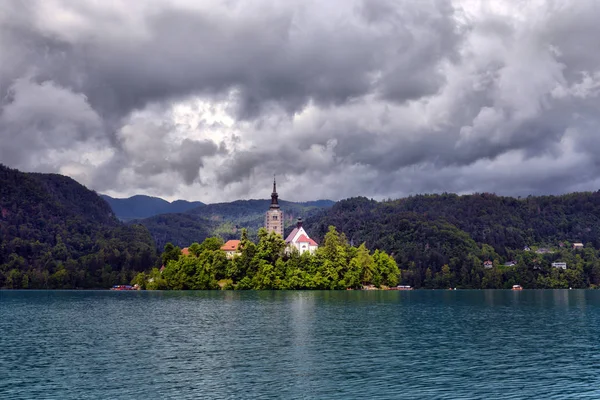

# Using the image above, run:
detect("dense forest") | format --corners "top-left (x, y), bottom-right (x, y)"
top-left (303, 194), bottom-right (600, 289)
top-left (136, 213), bottom-right (218, 250)
top-left (135, 227), bottom-right (399, 290)
top-left (0, 165), bottom-right (157, 289)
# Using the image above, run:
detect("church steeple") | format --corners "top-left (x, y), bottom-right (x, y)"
top-left (265, 175), bottom-right (284, 237)
top-left (270, 175), bottom-right (280, 209)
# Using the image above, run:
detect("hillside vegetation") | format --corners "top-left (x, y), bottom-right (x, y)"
top-left (0, 165), bottom-right (157, 289)
top-left (135, 213), bottom-right (217, 250)
top-left (303, 194), bottom-right (600, 289)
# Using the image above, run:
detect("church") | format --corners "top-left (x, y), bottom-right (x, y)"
top-left (265, 178), bottom-right (318, 255)
top-left (285, 217), bottom-right (318, 255)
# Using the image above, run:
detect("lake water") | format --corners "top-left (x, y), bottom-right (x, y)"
top-left (1, 290), bottom-right (600, 399)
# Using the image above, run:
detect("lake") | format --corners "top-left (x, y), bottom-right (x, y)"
top-left (1, 290), bottom-right (599, 399)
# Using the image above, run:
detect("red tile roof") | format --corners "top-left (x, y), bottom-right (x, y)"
top-left (182, 247), bottom-right (190, 255)
top-left (296, 235), bottom-right (318, 246)
top-left (221, 240), bottom-right (241, 251)
top-left (296, 234), bottom-right (310, 242)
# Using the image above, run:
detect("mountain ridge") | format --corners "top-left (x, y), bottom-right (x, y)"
top-left (132, 198), bottom-right (334, 249)
top-left (101, 194), bottom-right (205, 221)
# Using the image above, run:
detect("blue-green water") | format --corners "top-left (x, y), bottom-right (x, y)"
top-left (1, 290), bottom-right (600, 399)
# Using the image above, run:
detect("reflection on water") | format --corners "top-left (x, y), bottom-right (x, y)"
top-left (1, 290), bottom-right (600, 399)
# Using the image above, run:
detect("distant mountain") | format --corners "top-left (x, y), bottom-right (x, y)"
top-left (101, 194), bottom-right (205, 221)
top-left (186, 198), bottom-right (334, 234)
top-left (133, 198), bottom-right (335, 249)
top-left (187, 199), bottom-right (334, 221)
top-left (0, 165), bottom-right (157, 289)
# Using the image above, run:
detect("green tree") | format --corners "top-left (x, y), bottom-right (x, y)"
top-left (161, 243), bottom-right (181, 266)
top-left (352, 244), bottom-right (374, 286)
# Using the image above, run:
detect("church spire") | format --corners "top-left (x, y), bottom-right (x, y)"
top-left (270, 175), bottom-right (280, 208)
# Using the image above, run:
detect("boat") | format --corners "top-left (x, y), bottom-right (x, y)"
top-left (110, 284), bottom-right (139, 291)
top-left (512, 285), bottom-right (523, 291)
top-left (390, 285), bottom-right (413, 291)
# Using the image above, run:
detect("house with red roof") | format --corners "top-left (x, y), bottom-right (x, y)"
top-left (285, 218), bottom-right (318, 255)
top-left (221, 240), bottom-right (241, 259)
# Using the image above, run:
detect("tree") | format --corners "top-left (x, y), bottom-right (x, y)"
top-left (189, 242), bottom-right (202, 257)
top-left (353, 244), bottom-right (375, 286)
top-left (131, 272), bottom-right (147, 289)
top-left (200, 237), bottom-right (224, 253)
top-left (161, 243), bottom-right (181, 266)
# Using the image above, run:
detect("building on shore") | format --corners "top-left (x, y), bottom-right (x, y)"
top-left (221, 240), bottom-right (241, 259)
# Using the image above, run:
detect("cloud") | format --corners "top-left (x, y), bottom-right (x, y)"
top-left (2, 0), bottom-right (600, 202)
top-left (0, 77), bottom-right (105, 170)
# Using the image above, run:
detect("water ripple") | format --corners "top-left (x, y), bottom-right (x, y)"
top-left (1, 290), bottom-right (600, 399)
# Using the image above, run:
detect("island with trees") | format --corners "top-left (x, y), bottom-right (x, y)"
top-left (134, 226), bottom-right (399, 290)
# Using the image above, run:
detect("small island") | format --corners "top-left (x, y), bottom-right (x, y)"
top-left (137, 225), bottom-right (399, 290)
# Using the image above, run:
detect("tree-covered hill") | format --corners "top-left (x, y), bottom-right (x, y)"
top-left (101, 194), bottom-right (204, 221)
top-left (135, 213), bottom-right (218, 250)
top-left (0, 165), bottom-right (157, 289)
top-left (305, 193), bottom-right (600, 253)
top-left (303, 194), bottom-right (600, 289)
top-left (390, 192), bottom-right (600, 251)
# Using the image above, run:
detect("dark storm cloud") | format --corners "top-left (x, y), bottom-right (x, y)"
top-left (0, 77), bottom-right (104, 168)
top-left (2, 0), bottom-right (600, 201)
top-left (173, 139), bottom-right (219, 184)
top-left (1, 0), bottom-right (459, 117)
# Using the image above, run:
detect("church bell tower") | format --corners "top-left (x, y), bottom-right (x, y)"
top-left (265, 177), bottom-right (284, 237)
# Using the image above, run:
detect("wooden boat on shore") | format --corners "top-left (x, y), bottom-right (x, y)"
top-left (512, 285), bottom-right (523, 291)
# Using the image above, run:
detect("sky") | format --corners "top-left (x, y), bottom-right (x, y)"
top-left (2, 0), bottom-right (600, 203)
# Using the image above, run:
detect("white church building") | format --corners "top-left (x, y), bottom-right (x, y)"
top-left (264, 179), bottom-right (319, 255)
top-left (285, 217), bottom-right (318, 255)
